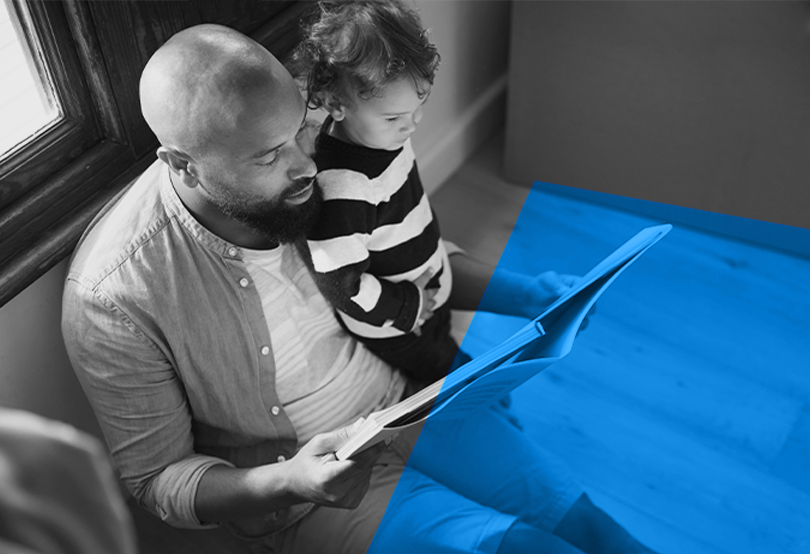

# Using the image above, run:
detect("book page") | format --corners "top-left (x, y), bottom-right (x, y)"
top-left (428, 358), bottom-right (559, 421)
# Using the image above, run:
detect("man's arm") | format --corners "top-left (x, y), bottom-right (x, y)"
top-left (448, 250), bottom-right (580, 319)
top-left (62, 279), bottom-right (221, 528)
top-left (62, 279), bottom-right (382, 528)
top-left (195, 425), bottom-right (385, 523)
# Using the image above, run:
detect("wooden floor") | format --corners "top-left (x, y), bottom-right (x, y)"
top-left (433, 135), bottom-right (810, 554)
top-left (131, 134), bottom-right (810, 553)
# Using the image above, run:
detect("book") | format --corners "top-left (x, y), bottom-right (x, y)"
top-left (335, 223), bottom-right (673, 460)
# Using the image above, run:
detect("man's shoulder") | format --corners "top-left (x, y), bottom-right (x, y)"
top-left (68, 160), bottom-right (174, 289)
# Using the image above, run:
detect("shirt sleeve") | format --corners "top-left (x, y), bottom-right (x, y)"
top-left (61, 278), bottom-right (233, 530)
top-left (307, 193), bottom-right (422, 334)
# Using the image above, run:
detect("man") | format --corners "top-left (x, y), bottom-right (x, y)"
top-left (62, 24), bottom-right (658, 554)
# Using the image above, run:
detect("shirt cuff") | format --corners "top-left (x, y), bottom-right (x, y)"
top-left (145, 455), bottom-right (235, 530)
top-left (391, 280), bottom-right (421, 333)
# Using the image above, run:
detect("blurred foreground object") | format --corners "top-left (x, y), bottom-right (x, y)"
top-left (0, 408), bottom-right (137, 554)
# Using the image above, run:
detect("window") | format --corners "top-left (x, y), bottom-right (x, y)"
top-left (0, 0), bottom-right (60, 158)
top-left (0, 0), bottom-right (308, 307)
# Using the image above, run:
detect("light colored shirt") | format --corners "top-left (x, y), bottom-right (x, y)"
top-left (61, 160), bottom-right (405, 537)
top-left (242, 246), bottom-right (405, 446)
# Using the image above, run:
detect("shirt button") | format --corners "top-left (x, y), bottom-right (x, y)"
top-left (260, 346), bottom-right (270, 356)
top-left (277, 455), bottom-right (286, 463)
top-left (271, 406), bottom-right (280, 416)
top-left (227, 247), bottom-right (238, 256)
top-left (239, 277), bottom-right (249, 288)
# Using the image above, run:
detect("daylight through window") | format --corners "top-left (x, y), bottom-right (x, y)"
top-left (0, 0), bottom-right (60, 160)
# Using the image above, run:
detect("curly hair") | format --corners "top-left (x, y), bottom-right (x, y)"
top-left (289, 0), bottom-right (440, 110)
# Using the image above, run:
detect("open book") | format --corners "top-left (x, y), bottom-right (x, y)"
top-left (335, 223), bottom-right (673, 460)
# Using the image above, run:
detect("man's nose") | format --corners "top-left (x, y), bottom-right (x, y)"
top-left (289, 129), bottom-right (317, 180)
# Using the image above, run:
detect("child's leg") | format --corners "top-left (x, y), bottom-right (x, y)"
top-left (364, 304), bottom-right (463, 383)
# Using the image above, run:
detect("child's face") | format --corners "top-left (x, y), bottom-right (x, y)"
top-left (330, 78), bottom-right (430, 151)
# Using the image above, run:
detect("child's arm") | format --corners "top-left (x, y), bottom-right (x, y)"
top-left (448, 250), bottom-right (579, 319)
top-left (312, 252), bottom-right (425, 333)
top-left (307, 195), bottom-right (440, 334)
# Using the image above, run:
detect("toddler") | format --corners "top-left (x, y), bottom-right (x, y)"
top-left (291, 0), bottom-right (467, 384)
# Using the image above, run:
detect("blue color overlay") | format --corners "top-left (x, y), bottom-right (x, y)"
top-left (368, 181), bottom-right (810, 553)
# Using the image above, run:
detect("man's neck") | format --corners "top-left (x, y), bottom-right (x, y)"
top-left (168, 169), bottom-right (280, 250)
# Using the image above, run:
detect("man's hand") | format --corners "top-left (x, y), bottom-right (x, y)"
top-left (284, 421), bottom-right (386, 509)
top-left (529, 271), bottom-right (580, 308)
top-left (448, 252), bottom-right (594, 328)
top-left (529, 271), bottom-right (595, 332)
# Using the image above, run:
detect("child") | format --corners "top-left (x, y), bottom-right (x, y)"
top-left (290, 0), bottom-right (467, 384)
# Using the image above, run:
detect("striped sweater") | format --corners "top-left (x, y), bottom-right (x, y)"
top-left (308, 128), bottom-right (451, 340)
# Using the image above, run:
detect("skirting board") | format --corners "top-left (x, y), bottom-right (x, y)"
top-left (418, 75), bottom-right (507, 197)
top-left (533, 181), bottom-right (810, 260)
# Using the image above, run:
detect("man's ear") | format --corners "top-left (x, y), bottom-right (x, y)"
top-left (156, 147), bottom-right (198, 187)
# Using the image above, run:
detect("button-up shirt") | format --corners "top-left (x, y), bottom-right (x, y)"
top-left (61, 160), bottom-right (405, 538)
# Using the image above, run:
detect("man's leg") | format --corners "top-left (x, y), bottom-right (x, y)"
top-left (553, 494), bottom-right (660, 554)
top-left (372, 467), bottom-right (591, 554)
top-left (400, 408), bottom-right (657, 554)
top-left (401, 407), bottom-right (583, 534)
top-left (262, 447), bottom-right (517, 554)
top-left (498, 521), bottom-right (584, 554)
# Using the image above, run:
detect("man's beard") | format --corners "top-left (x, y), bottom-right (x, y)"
top-left (214, 177), bottom-right (322, 245)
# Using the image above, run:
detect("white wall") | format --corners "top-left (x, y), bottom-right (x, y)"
top-left (0, 1), bottom-right (512, 437)
top-left (413, 0), bottom-right (511, 192)
top-left (504, 1), bottom-right (810, 231)
top-left (0, 258), bottom-right (102, 437)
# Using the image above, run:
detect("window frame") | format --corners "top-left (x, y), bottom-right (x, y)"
top-left (0, 0), bottom-right (309, 308)
top-left (0, 0), bottom-right (102, 202)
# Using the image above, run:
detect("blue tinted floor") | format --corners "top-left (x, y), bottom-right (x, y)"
top-left (426, 136), bottom-right (810, 554)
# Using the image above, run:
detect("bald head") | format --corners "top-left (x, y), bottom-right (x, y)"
top-left (140, 24), bottom-right (297, 158)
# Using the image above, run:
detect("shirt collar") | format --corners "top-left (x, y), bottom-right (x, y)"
top-left (158, 163), bottom-right (244, 260)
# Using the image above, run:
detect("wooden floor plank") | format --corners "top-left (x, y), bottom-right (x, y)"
top-left (464, 311), bottom-right (802, 470)
top-left (584, 489), bottom-right (727, 554)
top-left (771, 404), bottom-right (810, 495)
top-left (512, 371), bottom-right (810, 554)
